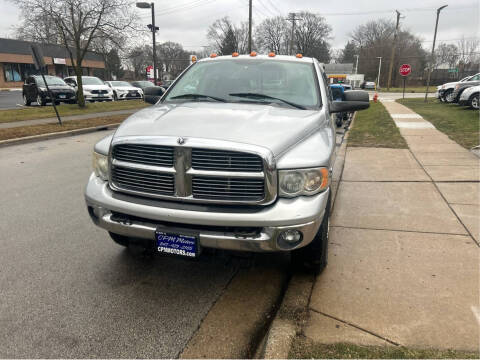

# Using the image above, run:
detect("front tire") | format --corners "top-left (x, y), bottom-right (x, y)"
top-left (291, 195), bottom-right (330, 274)
top-left (23, 93), bottom-right (31, 106)
top-left (469, 94), bottom-right (479, 110)
top-left (36, 94), bottom-right (46, 106)
top-left (444, 89), bottom-right (455, 103)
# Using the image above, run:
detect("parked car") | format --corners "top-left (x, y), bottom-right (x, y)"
top-left (85, 54), bottom-right (370, 273)
top-left (458, 85), bottom-right (480, 110)
top-left (64, 76), bottom-right (113, 102)
top-left (159, 80), bottom-right (174, 89)
top-left (130, 80), bottom-right (157, 91)
top-left (360, 81), bottom-right (376, 89)
top-left (105, 81), bottom-right (143, 101)
top-left (451, 80), bottom-right (480, 103)
top-left (438, 74), bottom-right (479, 102)
top-left (22, 75), bottom-right (76, 106)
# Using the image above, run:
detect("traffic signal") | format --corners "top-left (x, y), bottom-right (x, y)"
top-left (147, 24), bottom-right (159, 32)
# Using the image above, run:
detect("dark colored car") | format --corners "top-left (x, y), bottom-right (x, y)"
top-left (131, 81), bottom-right (165, 104)
top-left (22, 75), bottom-right (76, 106)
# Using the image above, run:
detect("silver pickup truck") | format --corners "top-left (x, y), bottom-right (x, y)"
top-left (85, 54), bottom-right (369, 272)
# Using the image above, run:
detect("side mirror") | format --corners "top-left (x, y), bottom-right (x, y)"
top-left (330, 90), bottom-right (370, 113)
top-left (143, 86), bottom-right (165, 105)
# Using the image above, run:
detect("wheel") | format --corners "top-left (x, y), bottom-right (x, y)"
top-left (444, 89), bottom-right (455, 103)
top-left (23, 93), bottom-right (31, 106)
top-left (469, 94), bottom-right (479, 110)
top-left (36, 94), bottom-right (46, 106)
top-left (109, 232), bottom-right (130, 247)
top-left (291, 195), bottom-right (331, 274)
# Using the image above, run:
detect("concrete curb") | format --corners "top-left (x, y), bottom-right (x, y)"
top-left (0, 123), bottom-right (120, 148)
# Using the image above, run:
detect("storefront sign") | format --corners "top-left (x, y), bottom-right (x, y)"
top-left (53, 58), bottom-right (67, 65)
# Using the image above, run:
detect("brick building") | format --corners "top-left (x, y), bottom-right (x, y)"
top-left (0, 38), bottom-right (105, 88)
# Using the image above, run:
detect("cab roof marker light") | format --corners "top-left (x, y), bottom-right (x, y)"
top-left (250, 51), bottom-right (257, 57)
top-left (210, 53), bottom-right (218, 58)
top-left (232, 52), bottom-right (239, 57)
top-left (268, 52), bottom-right (276, 57)
top-left (296, 53), bottom-right (303, 58)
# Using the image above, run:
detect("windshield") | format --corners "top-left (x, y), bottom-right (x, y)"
top-left (35, 76), bottom-right (66, 86)
top-left (82, 77), bottom-right (104, 85)
top-left (110, 81), bottom-right (132, 87)
top-left (164, 59), bottom-right (320, 109)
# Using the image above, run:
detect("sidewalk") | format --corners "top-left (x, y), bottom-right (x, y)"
top-left (302, 101), bottom-right (479, 352)
top-left (0, 109), bottom-right (139, 129)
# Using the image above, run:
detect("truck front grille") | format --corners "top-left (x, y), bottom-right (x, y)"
top-left (192, 149), bottom-right (263, 172)
top-left (111, 166), bottom-right (174, 196)
top-left (113, 144), bottom-right (174, 167)
top-left (109, 143), bottom-right (273, 204)
top-left (192, 176), bottom-right (265, 201)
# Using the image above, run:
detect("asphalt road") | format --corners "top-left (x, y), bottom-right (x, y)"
top-left (0, 90), bottom-right (23, 109)
top-left (0, 131), bottom-right (246, 358)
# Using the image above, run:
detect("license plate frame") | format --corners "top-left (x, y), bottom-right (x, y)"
top-left (155, 227), bottom-right (199, 258)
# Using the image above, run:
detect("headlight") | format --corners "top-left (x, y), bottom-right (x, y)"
top-left (92, 151), bottom-right (108, 180)
top-left (279, 167), bottom-right (329, 198)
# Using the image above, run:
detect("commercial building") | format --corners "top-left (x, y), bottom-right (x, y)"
top-left (324, 63), bottom-right (364, 88)
top-left (0, 38), bottom-right (105, 88)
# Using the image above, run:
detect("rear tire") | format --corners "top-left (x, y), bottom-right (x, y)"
top-left (469, 94), bottom-right (479, 110)
top-left (109, 232), bottom-right (129, 247)
top-left (291, 195), bottom-right (330, 274)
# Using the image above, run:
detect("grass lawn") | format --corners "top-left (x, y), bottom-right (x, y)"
top-left (0, 100), bottom-right (147, 124)
top-left (378, 86), bottom-right (435, 93)
top-left (0, 114), bottom-right (128, 141)
top-left (348, 101), bottom-right (407, 148)
top-left (289, 337), bottom-right (479, 359)
top-left (397, 98), bottom-right (479, 149)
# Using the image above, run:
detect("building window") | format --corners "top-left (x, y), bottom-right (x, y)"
top-left (3, 63), bottom-right (39, 82)
top-left (4, 63), bottom-right (21, 82)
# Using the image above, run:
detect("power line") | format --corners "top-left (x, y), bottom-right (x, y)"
top-left (309, 4), bottom-right (477, 16)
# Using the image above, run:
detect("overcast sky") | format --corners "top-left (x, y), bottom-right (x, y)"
top-left (0, 0), bottom-right (478, 52)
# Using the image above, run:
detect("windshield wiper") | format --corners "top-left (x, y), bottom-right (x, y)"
top-left (170, 93), bottom-right (227, 102)
top-left (229, 92), bottom-right (306, 110)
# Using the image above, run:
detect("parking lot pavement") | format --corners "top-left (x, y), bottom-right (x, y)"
top-left (0, 131), bottom-right (256, 358)
top-left (0, 90), bottom-right (23, 109)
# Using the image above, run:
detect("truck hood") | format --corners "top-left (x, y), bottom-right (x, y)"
top-left (114, 102), bottom-right (324, 157)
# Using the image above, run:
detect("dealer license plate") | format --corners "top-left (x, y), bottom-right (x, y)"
top-left (155, 230), bottom-right (198, 258)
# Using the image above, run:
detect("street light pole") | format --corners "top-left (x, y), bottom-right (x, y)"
top-left (376, 56), bottom-right (382, 89)
top-left (354, 55), bottom-right (359, 74)
top-left (137, 2), bottom-right (158, 85)
top-left (424, 5), bottom-right (448, 102)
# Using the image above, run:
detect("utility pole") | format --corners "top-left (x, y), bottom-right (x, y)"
top-left (386, 10), bottom-right (401, 91)
top-left (136, 2), bottom-right (159, 85)
top-left (287, 13), bottom-right (301, 55)
top-left (425, 5), bottom-right (448, 102)
top-left (376, 56), bottom-right (382, 89)
top-left (248, 0), bottom-right (252, 53)
top-left (354, 55), bottom-right (359, 74)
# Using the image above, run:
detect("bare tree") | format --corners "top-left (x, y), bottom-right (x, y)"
top-left (294, 12), bottom-right (332, 62)
top-left (255, 16), bottom-right (289, 54)
top-left (457, 37), bottom-right (480, 72)
top-left (126, 44), bottom-right (152, 79)
top-left (435, 43), bottom-right (459, 68)
top-left (207, 17), bottom-right (250, 55)
top-left (157, 41), bottom-right (190, 79)
top-left (14, 0), bottom-right (137, 107)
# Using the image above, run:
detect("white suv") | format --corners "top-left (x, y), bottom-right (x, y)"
top-left (64, 76), bottom-right (114, 102)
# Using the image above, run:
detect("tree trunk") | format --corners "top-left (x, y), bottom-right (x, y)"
top-left (75, 64), bottom-right (86, 107)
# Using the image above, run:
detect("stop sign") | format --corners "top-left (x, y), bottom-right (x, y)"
top-left (399, 64), bottom-right (411, 76)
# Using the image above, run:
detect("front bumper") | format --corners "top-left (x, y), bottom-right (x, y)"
top-left (85, 174), bottom-right (328, 252)
top-left (85, 94), bottom-right (113, 101)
